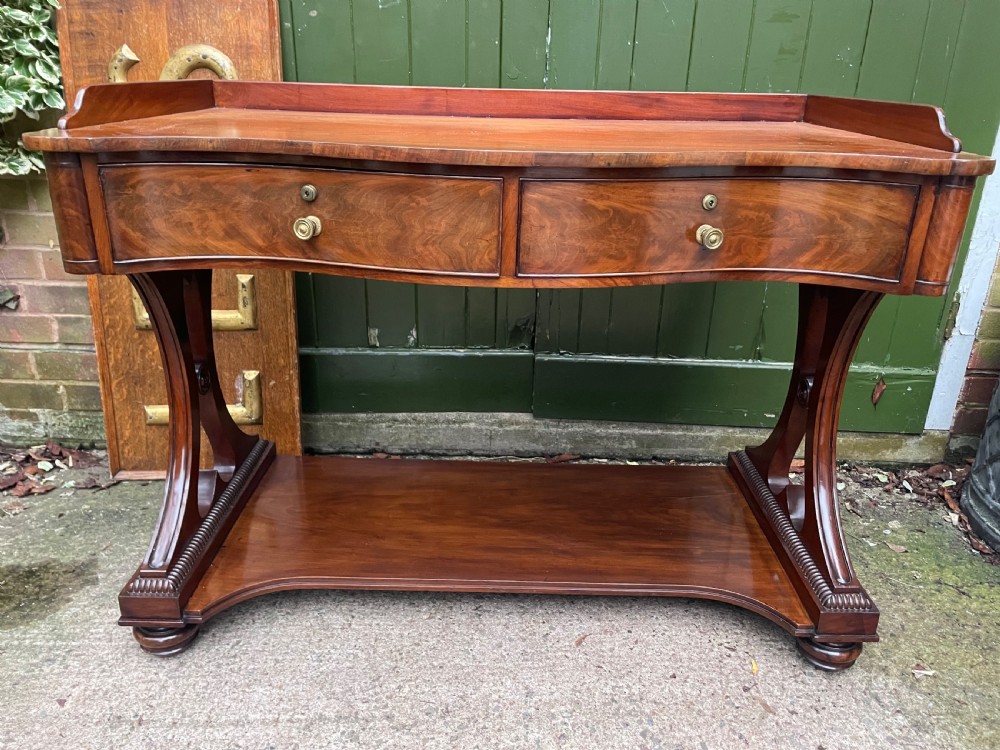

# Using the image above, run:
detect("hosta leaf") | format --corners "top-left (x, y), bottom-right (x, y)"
top-left (12, 38), bottom-right (38, 58)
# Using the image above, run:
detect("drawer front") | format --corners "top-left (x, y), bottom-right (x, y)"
top-left (102, 165), bottom-right (502, 276)
top-left (518, 179), bottom-right (917, 281)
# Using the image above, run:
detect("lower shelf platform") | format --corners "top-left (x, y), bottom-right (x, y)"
top-left (185, 456), bottom-right (813, 635)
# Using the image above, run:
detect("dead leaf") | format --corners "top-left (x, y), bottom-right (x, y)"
top-left (29, 484), bottom-right (57, 496)
top-left (0, 472), bottom-right (25, 491)
top-left (924, 464), bottom-right (951, 479)
top-left (574, 633), bottom-right (589, 647)
top-left (941, 489), bottom-right (961, 514)
top-left (1, 500), bottom-right (27, 515)
top-left (885, 542), bottom-right (908, 553)
top-left (546, 453), bottom-right (581, 464)
top-left (750, 658), bottom-right (759, 676)
top-left (911, 664), bottom-right (936, 678)
top-left (751, 694), bottom-right (777, 716)
top-left (871, 377), bottom-right (887, 406)
top-left (969, 536), bottom-right (995, 556)
top-left (55, 698), bottom-right (67, 707)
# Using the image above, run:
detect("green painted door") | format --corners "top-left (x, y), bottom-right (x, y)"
top-left (282, 0), bottom-right (1000, 433)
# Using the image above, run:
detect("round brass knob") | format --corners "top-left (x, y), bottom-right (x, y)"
top-left (293, 215), bottom-right (322, 240)
top-left (696, 224), bottom-right (724, 250)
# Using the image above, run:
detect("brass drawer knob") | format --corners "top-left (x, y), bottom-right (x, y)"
top-left (293, 215), bottom-right (322, 240)
top-left (696, 224), bottom-right (724, 250)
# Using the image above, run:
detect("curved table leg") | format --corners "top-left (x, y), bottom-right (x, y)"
top-left (117, 270), bottom-right (274, 651)
top-left (730, 284), bottom-right (882, 668)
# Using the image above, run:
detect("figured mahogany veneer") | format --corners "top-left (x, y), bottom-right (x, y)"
top-left (186, 457), bottom-right (813, 632)
top-left (23, 81), bottom-right (994, 669)
top-left (101, 164), bottom-right (503, 276)
top-left (519, 178), bottom-right (917, 281)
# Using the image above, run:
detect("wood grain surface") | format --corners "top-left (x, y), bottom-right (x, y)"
top-left (31, 108), bottom-right (987, 176)
top-left (519, 178), bottom-right (917, 281)
top-left (101, 165), bottom-right (502, 276)
top-left (187, 456), bottom-right (813, 634)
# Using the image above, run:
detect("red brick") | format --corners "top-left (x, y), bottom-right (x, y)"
top-left (1, 211), bottom-right (58, 246)
top-left (0, 380), bottom-right (64, 409)
top-left (55, 315), bottom-right (95, 345)
top-left (959, 375), bottom-right (999, 406)
top-left (63, 383), bottom-right (104, 411)
top-left (6, 282), bottom-right (90, 315)
top-left (28, 179), bottom-right (52, 211)
top-left (0, 178), bottom-right (29, 211)
top-left (952, 406), bottom-right (989, 436)
top-left (968, 340), bottom-right (1000, 372)
top-left (32, 349), bottom-right (98, 382)
top-left (0, 348), bottom-right (34, 379)
top-left (0, 313), bottom-right (58, 343)
top-left (0, 246), bottom-right (43, 279)
top-left (39, 248), bottom-right (76, 280)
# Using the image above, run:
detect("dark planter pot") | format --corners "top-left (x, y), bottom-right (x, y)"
top-left (963, 381), bottom-right (1000, 550)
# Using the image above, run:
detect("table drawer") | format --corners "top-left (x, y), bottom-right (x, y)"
top-left (102, 165), bottom-right (502, 276)
top-left (518, 179), bottom-right (917, 281)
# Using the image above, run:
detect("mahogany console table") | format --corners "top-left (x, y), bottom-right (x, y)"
top-left (25, 81), bottom-right (993, 670)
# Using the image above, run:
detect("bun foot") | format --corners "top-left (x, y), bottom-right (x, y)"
top-left (797, 638), bottom-right (863, 671)
top-left (133, 624), bottom-right (200, 656)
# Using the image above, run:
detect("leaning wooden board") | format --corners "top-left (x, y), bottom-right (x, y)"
top-left (56, 0), bottom-right (301, 477)
top-left (24, 82), bottom-right (993, 669)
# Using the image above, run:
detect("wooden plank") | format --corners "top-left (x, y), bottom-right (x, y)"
top-left (411, 0), bottom-right (467, 86)
top-left (657, 283), bottom-right (714, 358)
top-left (300, 349), bottom-right (534, 412)
top-left (704, 282), bottom-right (768, 361)
top-left (417, 286), bottom-right (468, 347)
top-left (912, 0), bottom-right (965, 105)
top-left (756, 283), bottom-right (798, 362)
top-left (365, 279), bottom-right (417, 348)
top-left (607, 287), bottom-right (662, 356)
top-left (289, 0), bottom-right (355, 83)
top-left (798, 0), bottom-right (871, 96)
top-left (293, 271), bottom-right (316, 347)
top-left (464, 289), bottom-right (497, 347)
top-left (352, 0), bottom-right (411, 85)
top-left (312, 276), bottom-right (368, 348)
top-left (500, 0), bottom-right (550, 89)
top-left (496, 289), bottom-right (538, 349)
top-left (687, 0), bottom-right (755, 92)
top-left (277, 0), bottom-right (298, 82)
top-left (467, 0), bottom-right (503, 87)
top-left (743, 0), bottom-right (813, 92)
top-left (595, 0), bottom-right (639, 90)
top-left (548, 0), bottom-right (601, 89)
top-left (854, 0), bottom-right (931, 101)
top-left (630, 0), bottom-right (696, 91)
top-left (576, 289), bottom-right (612, 353)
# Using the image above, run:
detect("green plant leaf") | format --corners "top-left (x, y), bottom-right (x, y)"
top-left (41, 87), bottom-right (62, 109)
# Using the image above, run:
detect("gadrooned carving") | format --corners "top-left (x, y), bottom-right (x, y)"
top-left (126, 439), bottom-right (270, 597)
top-left (734, 450), bottom-right (875, 612)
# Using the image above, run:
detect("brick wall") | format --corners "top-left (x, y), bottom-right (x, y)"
top-left (0, 175), bottom-right (105, 446)
top-left (952, 253), bottom-right (1000, 450)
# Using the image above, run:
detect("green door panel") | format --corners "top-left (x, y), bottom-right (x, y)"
top-left (279, 0), bottom-right (1000, 434)
top-left (301, 350), bottom-right (534, 413)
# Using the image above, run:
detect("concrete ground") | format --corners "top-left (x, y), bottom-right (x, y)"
top-left (2, 454), bottom-right (998, 750)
